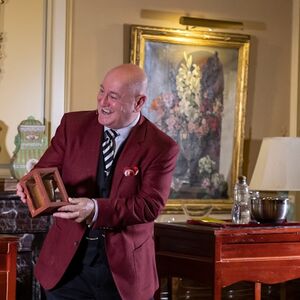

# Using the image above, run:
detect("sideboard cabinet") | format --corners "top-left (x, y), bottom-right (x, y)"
top-left (0, 235), bottom-right (19, 300)
top-left (0, 191), bottom-right (50, 300)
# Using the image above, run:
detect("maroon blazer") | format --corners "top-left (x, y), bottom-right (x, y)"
top-left (32, 110), bottom-right (179, 300)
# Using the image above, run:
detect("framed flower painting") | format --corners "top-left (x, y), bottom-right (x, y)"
top-left (130, 25), bottom-right (250, 207)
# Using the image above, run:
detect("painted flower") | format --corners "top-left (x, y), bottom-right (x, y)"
top-left (198, 155), bottom-right (216, 175)
top-left (176, 52), bottom-right (201, 121)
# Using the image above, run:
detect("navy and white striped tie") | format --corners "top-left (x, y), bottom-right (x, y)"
top-left (102, 129), bottom-right (118, 176)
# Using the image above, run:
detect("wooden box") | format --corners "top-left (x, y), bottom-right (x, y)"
top-left (19, 167), bottom-right (68, 217)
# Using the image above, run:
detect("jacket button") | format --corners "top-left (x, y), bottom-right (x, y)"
top-left (74, 241), bottom-right (79, 246)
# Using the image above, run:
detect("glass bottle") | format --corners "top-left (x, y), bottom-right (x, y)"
top-left (231, 175), bottom-right (250, 224)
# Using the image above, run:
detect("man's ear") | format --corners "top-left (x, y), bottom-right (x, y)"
top-left (134, 95), bottom-right (146, 112)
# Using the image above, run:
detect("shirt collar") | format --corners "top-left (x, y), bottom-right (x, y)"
top-left (104, 113), bottom-right (140, 140)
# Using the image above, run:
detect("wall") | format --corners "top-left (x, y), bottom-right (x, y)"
top-left (69, 0), bottom-right (293, 180)
top-left (0, 0), bottom-right (294, 183)
top-left (0, 0), bottom-right (46, 176)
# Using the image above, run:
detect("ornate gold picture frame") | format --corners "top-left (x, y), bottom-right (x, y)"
top-left (130, 25), bottom-right (250, 211)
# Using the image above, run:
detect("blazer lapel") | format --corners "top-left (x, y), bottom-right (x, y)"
top-left (80, 116), bottom-right (104, 178)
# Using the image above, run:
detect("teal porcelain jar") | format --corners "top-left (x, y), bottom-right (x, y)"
top-left (11, 117), bottom-right (48, 179)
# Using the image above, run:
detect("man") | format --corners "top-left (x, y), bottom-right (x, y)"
top-left (17, 63), bottom-right (179, 300)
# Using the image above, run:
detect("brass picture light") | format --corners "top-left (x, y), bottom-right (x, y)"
top-left (179, 16), bottom-right (244, 30)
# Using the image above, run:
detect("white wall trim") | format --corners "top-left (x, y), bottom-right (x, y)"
top-left (44, 0), bottom-right (71, 138)
top-left (290, 0), bottom-right (300, 137)
top-left (64, 0), bottom-right (73, 114)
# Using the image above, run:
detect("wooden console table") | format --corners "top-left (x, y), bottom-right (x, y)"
top-left (154, 222), bottom-right (300, 300)
top-left (0, 235), bottom-right (19, 300)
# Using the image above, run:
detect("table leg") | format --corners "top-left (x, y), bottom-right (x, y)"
top-left (213, 284), bottom-right (222, 300)
top-left (167, 276), bottom-right (173, 300)
top-left (255, 282), bottom-right (261, 300)
top-left (280, 282), bottom-right (286, 300)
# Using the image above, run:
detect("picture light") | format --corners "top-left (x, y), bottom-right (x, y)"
top-left (179, 16), bottom-right (244, 30)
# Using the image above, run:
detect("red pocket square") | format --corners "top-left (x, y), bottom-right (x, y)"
top-left (123, 166), bottom-right (139, 177)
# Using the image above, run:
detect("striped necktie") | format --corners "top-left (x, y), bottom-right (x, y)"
top-left (102, 129), bottom-right (118, 176)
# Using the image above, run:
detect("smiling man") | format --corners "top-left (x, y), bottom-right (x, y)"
top-left (17, 64), bottom-right (179, 300)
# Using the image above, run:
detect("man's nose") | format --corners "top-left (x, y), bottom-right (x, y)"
top-left (98, 93), bottom-right (108, 105)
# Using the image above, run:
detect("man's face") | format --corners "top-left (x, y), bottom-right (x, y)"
top-left (97, 70), bottom-right (141, 129)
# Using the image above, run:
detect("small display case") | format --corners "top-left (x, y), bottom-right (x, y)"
top-left (19, 167), bottom-right (68, 217)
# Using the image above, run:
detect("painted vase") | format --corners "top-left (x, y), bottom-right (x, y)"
top-left (11, 116), bottom-right (48, 179)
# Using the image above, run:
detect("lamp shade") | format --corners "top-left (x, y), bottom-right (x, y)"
top-left (249, 137), bottom-right (300, 191)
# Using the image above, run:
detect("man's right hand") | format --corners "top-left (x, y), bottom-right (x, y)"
top-left (16, 182), bottom-right (27, 204)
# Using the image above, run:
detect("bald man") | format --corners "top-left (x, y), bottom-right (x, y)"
top-left (17, 64), bottom-right (179, 300)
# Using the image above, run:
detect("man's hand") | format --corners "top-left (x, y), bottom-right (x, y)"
top-left (53, 198), bottom-right (95, 223)
top-left (16, 182), bottom-right (27, 204)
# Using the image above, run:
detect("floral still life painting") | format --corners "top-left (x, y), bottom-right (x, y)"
top-left (131, 26), bottom-right (250, 201)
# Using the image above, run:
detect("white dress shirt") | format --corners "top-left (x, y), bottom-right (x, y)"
top-left (105, 113), bottom-right (140, 156)
top-left (88, 113), bottom-right (141, 226)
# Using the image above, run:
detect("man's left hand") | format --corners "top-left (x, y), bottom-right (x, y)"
top-left (53, 198), bottom-right (95, 223)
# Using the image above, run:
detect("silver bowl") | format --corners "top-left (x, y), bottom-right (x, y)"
top-left (250, 196), bottom-right (289, 223)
